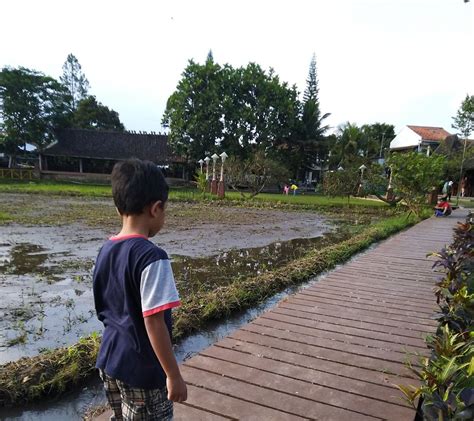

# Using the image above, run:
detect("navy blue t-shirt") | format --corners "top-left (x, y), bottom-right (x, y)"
top-left (93, 234), bottom-right (180, 389)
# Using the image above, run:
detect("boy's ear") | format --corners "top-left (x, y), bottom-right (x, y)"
top-left (150, 200), bottom-right (163, 216)
top-left (115, 207), bottom-right (121, 217)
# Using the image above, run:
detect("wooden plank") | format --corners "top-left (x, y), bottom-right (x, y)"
top-left (215, 338), bottom-right (417, 388)
top-left (184, 355), bottom-right (414, 420)
top-left (230, 329), bottom-right (415, 375)
top-left (175, 403), bottom-right (232, 420)
top-left (272, 306), bottom-right (430, 339)
top-left (304, 284), bottom-right (436, 309)
top-left (257, 313), bottom-right (428, 352)
top-left (278, 302), bottom-right (436, 333)
top-left (199, 345), bottom-right (410, 405)
top-left (239, 323), bottom-right (418, 366)
top-left (175, 384), bottom-right (301, 420)
top-left (181, 365), bottom-right (378, 420)
top-left (291, 293), bottom-right (436, 319)
top-left (263, 311), bottom-right (427, 348)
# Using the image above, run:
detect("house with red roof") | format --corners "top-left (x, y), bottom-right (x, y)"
top-left (389, 125), bottom-right (451, 155)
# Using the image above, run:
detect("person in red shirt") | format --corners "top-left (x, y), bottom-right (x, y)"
top-left (434, 196), bottom-right (452, 217)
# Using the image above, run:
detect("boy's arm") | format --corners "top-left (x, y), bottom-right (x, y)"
top-left (144, 312), bottom-right (187, 402)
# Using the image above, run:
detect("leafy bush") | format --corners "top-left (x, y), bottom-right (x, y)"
top-left (193, 171), bottom-right (208, 197)
top-left (388, 152), bottom-right (445, 216)
top-left (225, 151), bottom-right (289, 198)
top-left (322, 168), bottom-right (359, 201)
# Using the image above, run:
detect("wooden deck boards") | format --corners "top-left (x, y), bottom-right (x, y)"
top-left (173, 213), bottom-right (464, 420)
top-left (96, 211), bottom-right (465, 420)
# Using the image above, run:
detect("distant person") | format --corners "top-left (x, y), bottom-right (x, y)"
top-left (461, 176), bottom-right (468, 197)
top-left (447, 180), bottom-right (453, 201)
top-left (283, 184), bottom-right (290, 195)
top-left (434, 196), bottom-right (452, 217)
top-left (290, 183), bottom-right (298, 196)
top-left (93, 159), bottom-right (187, 420)
top-left (442, 180), bottom-right (450, 197)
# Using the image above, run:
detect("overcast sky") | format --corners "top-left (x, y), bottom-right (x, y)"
top-left (1, 0), bottom-right (473, 135)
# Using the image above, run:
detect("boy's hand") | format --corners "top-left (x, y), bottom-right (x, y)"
top-left (167, 374), bottom-right (187, 402)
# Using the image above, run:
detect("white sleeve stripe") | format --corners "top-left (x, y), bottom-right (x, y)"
top-left (140, 260), bottom-right (180, 313)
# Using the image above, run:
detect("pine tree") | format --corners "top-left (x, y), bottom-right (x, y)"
top-left (206, 49), bottom-right (214, 63)
top-left (60, 54), bottom-right (90, 110)
top-left (289, 54), bottom-right (330, 179)
top-left (303, 54), bottom-right (319, 103)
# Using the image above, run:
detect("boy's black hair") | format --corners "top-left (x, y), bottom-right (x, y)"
top-left (111, 159), bottom-right (169, 215)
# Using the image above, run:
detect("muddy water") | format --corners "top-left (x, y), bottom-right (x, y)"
top-left (0, 207), bottom-right (335, 364)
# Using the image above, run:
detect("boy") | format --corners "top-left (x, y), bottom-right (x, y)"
top-left (93, 159), bottom-right (187, 420)
top-left (434, 196), bottom-right (452, 217)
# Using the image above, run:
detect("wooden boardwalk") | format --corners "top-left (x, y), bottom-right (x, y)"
top-left (97, 212), bottom-right (466, 420)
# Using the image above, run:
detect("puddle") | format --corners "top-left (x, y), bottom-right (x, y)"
top-left (0, 243), bottom-right (50, 276)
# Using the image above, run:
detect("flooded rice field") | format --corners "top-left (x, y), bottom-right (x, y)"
top-left (0, 193), bottom-right (341, 365)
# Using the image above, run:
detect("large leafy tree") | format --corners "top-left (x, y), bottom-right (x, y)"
top-left (162, 58), bottom-right (224, 166)
top-left (328, 122), bottom-right (395, 168)
top-left (329, 122), bottom-right (364, 168)
top-left (452, 94), bottom-right (474, 139)
top-left (163, 59), bottom-right (299, 168)
top-left (72, 95), bottom-right (124, 131)
top-left (360, 123), bottom-right (395, 159)
top-left (0, 67), bottom-right (70, 161)
top-left (60, 54), bottom-right (90, 110)
top-left (220, 64), bottom-right (300, 160)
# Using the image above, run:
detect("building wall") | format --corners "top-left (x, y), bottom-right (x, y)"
top-left (390, 126), bottom-right (421, 150)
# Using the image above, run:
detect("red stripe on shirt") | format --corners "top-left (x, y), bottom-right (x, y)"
top-left (142, 300), bottom-right (181, 317)
top-left (110, 234), bottom-right (148, 241)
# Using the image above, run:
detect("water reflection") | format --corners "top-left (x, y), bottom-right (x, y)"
top-left (0, 243), bottom-right (49, 275)
top-left (172, 231), bottom-right (350, 294)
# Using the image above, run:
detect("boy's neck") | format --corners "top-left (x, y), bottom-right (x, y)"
top-left (117, 214), bottom-right (150, 238)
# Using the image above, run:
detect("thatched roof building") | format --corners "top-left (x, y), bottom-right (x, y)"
top-left (43, 129), bottom-right (172, 164)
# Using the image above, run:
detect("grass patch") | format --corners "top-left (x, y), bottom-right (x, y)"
top-left (0, 179), bottom-right (111, 197)
top-left (0, 211), bottom-right (12, 223)
top-left (457, 198), bottom-right (474, 208)
top-left (0, 179), bottom-right (388, 209)
top-left (0, 333), bottom-right (100, 408)
top-left (0, 211), bottom-right (423, 407)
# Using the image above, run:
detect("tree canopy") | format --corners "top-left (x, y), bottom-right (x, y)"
top-left (0, 67), bottom-right (70, 155)
top-left (387, 152), bottom-right (445, 216)
top-left (72, 95), bottom-right (124, 131)
top-left (452, 94), bottom-right (474, 139)
top-left (162, 59), bottom-right (300, 168)
top-left (328, 122), bottom-right (395, 169)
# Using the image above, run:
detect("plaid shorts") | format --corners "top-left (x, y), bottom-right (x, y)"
top-left (99, 369), bottom-right (173, 421)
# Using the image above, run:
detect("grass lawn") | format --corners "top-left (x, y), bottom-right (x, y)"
top-left (0, 179), bottom-right (387, 208)
top-left (457, 198), bottom-right (474, 208)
